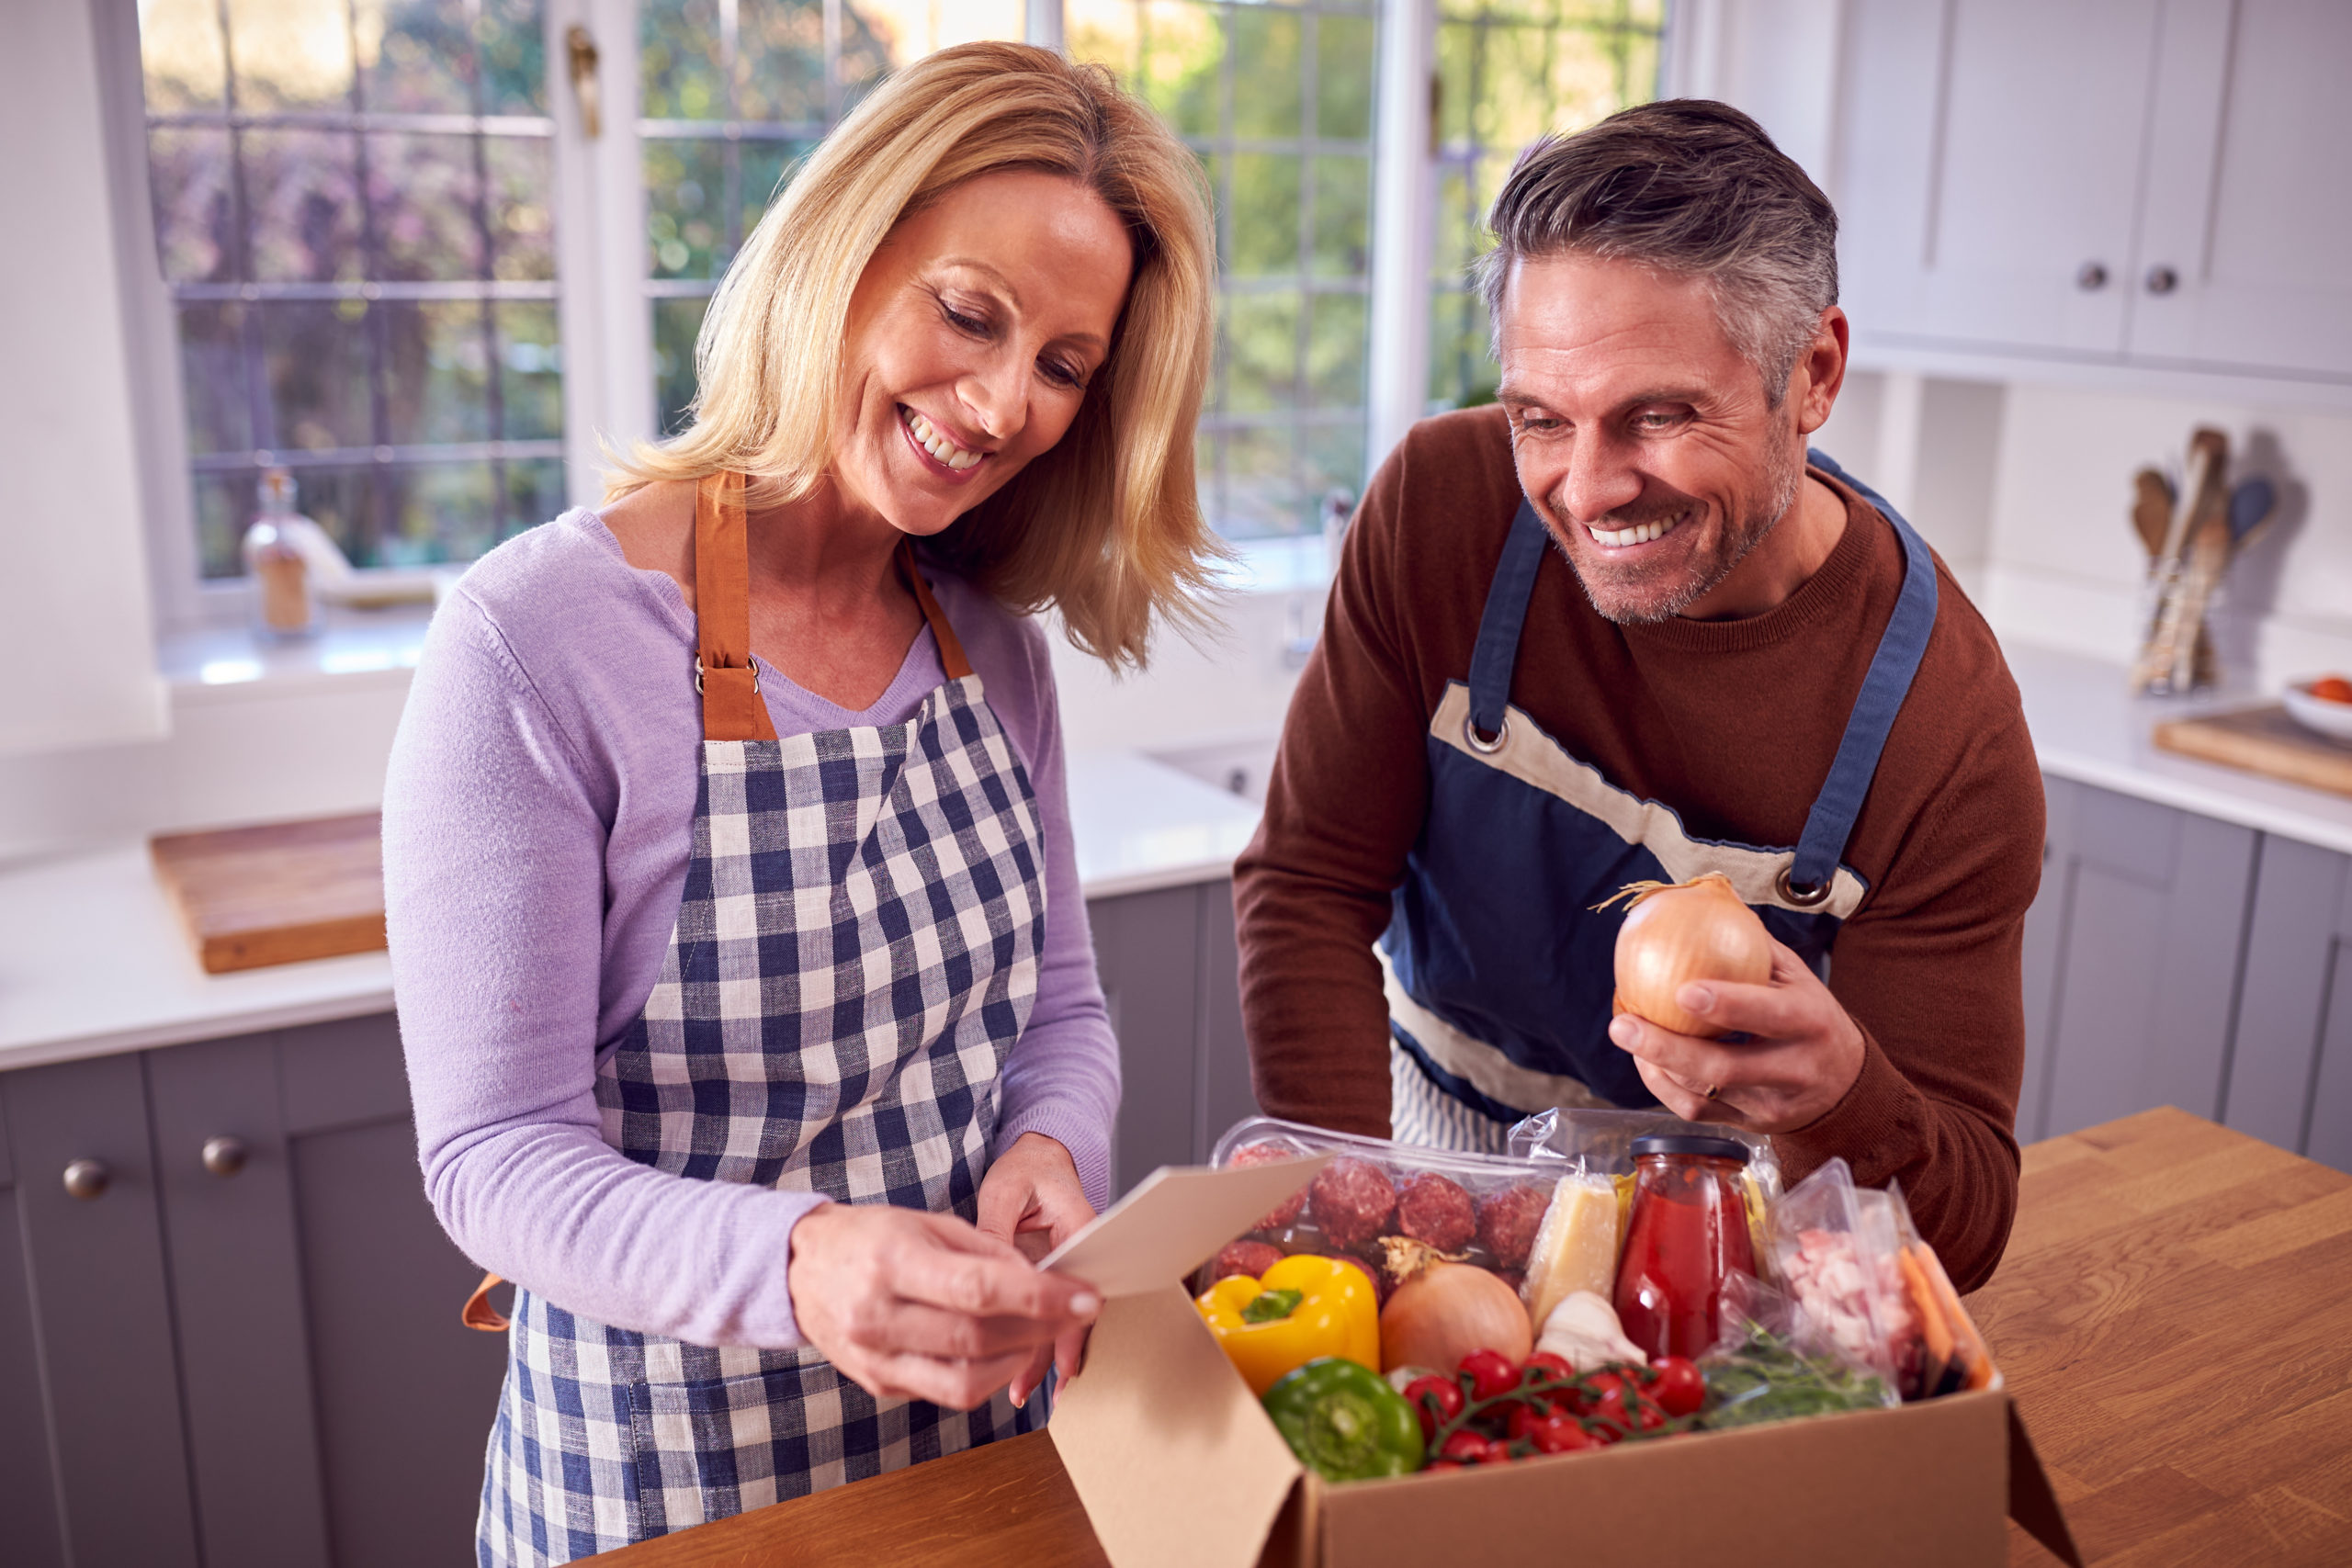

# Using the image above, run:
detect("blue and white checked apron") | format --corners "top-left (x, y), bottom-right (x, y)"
top-left (1385, 452), bottom-right (1939, 1152)
top-left (474, 472), bottom-right (1046, 1565)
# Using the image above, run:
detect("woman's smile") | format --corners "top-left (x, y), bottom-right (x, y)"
top-left (899, 403), bottom-right (990, 479)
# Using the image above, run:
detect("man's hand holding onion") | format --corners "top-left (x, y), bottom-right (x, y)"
top-left (1607, 942), bottom-right (1867, 1134)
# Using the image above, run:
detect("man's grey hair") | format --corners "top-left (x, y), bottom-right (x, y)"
top-left (1475, 99), bottom-right (1838, 405)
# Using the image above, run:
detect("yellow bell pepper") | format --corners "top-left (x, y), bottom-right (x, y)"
top-left (1194, 1254), bottom-right (1381, 1395)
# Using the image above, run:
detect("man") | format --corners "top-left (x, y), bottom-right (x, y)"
top-left (1233, 100), bottom-right (2042, 1292)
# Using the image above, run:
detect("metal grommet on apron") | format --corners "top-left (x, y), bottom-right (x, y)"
top-left (470, 471), bottom-right (1049, 1566)
top-left (1384, 450), bottom-right (1939, 1141)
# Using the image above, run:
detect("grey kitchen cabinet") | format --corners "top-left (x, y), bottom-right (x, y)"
top-left (2225, 834), bottom-right (2352, 1168)
top-left (0, 1016), bottom-right (504, 1568)
top-left (2020, 774), bottom-right (2352, 1174)
top-left (0, 1054), bottom-right (202, 1568)
top-left (1087, 879), bottom-right (1257, 1195)
top-left (153, 1014), bottom-right (508, 1568)
top-left (2018, 775), bottom-right (2260, 1145)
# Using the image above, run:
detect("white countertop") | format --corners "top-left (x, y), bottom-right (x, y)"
top-left (0, 748), bottom-right (1262, 1074)
top-left (2007, 641), bottom-right (2352, 858)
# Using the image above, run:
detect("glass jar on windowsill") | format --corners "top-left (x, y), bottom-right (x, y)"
top-left (241, 469), bottom-right (319, 639)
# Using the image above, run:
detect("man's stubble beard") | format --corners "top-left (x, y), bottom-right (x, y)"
top-left (1550, 434), bottom-right (1805, 626)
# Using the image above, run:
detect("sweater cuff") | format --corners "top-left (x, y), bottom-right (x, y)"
top-left (994, 1101), bottom-right (1114, 1213)
top-left (1770, 1025), bottom-right (1931, 1188)
top-left (725, 1190), bottom-right (832, 1348)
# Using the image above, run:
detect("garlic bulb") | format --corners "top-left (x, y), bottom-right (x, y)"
top-left (1535, 1290), bottom-right (1649, 1371)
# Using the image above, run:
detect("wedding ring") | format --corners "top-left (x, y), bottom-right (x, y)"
top-left (1702, 1082), bottom-right (1721, 1100)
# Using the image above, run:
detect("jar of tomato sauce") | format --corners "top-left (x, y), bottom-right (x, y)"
top-left (1612, 1134), bottom-right (1756, 1361)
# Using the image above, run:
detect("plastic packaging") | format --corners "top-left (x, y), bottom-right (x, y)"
top-left (1695, 1271), bottom-right (1898, 1427)
top-left (1765, 1156), bottom-right (1915, 1393)
top-left (1877, 1180), bottom-right (2000, 1397)
top-left (1206, 1116), bottom-right (1564, 1304)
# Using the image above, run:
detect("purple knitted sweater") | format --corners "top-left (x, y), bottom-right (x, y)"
top-left (382, 509), bottom-right (1118, 1350)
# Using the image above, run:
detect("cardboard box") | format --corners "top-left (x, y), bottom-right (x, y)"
top-left (1044, 1160), bottom-right (2080, 1568)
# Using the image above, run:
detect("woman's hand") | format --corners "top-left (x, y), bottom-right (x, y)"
top-left (1606, 939), bottom-right (1867, 1134)
top-left (785, 1198), bottom-right (1100, 1412)
top-left (976, 1132), bottom-right (1097, 1407)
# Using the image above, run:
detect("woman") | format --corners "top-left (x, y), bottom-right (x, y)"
top-left (382, 43), bottom-right (1216, 1564)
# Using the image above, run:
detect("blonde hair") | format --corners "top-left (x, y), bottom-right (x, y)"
top-left (607, 41), bottom-right (1220, 668)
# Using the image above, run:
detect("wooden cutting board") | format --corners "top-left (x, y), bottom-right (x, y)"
top-left (2152, 704), bottom-right (2352, 797)
top-left (149, 811), bottom-right (387, 974)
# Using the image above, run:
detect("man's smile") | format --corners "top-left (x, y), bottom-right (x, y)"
top-left (1585, 507), bottom-right (1692, 549)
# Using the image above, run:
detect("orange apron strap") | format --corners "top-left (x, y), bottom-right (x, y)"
top-left (461, 1270), bottom-right (511, 1332)
top-left (898, 539), bottom-right (973, 681)
top-left (694, 470), bottom-right (778, 742)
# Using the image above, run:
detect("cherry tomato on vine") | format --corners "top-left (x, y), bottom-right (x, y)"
top-left (1402, 1374), bottom-right (1466, 1441)
top-left (1459, 1349), bottom-right (1519, 1404)
top-left (1439, 1430), bottom-right (1498, 1464)
top-left (1523, 1351), bottom-right (1577, 1384)
top-left (1648, 1356), bottom-right (1706, 1418)
top-left (1576, 1369), bottom-right (1627, 1416)
top-left (1524, 1412), bottom-right (1599, 1455)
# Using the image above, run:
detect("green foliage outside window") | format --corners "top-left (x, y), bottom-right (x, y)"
top-left (1430, 0), bottom-right (1665, 412)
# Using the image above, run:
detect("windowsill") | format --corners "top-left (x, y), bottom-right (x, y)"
top-left (159, 599), bottom-right (436, 706)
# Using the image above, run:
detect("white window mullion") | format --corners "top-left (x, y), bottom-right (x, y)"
top-left (549, 0), bottom-right (653, 503)
top-left (93, 0), bottom-right (206, 633)
top-left (1025, 0), bottom-right (1066, 50)
top-left (1365, 0), bottom-right (1436, 474)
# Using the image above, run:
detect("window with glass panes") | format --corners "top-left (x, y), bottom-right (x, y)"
top-left (139, 0), bottom-right (565, 578)
top-left (640, 0), bottom-right (1026, 434)
top-left (1069, 0), bottom-right (1377, 541)
top-left (1428, 0), bottom-right (1664, 413)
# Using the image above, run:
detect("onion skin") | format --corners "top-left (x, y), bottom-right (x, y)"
top-left (1377, 1262), bottom-right (1533, 1372)
top-left (1611, 874), bottom-right (1773, 1038)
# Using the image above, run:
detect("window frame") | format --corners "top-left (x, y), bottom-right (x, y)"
top-left (104, 0), bottom-right (1690, 634)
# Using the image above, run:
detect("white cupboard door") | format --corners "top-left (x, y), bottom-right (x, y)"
top-left (1839, 0), bottom-right (2163, 356)
top-left (2129, 0), bottom-right (2352, 380)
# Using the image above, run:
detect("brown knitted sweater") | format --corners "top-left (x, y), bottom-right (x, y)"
top-left (1233, 406), bottom-right (2044, 1292)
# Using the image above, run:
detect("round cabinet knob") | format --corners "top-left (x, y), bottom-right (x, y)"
top-left (201, 1135), bottom-right (250, 1179)
top-left (2075, 261), bottom-right (2109, 291)
top-left (2145, 265), bottom-right (2179, 295)
top-left (62, 1159), bottom-right (111, 1201)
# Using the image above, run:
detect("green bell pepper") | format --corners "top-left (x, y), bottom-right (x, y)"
top-left (1261, 1357), bottom-right (1426, 1483)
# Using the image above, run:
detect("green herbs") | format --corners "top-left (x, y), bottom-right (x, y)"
top-left (1700, 1320), bottom-right (1894, 1430)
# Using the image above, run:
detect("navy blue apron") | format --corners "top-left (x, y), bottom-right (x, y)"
top-left (1383, 451), bottom-right (1938, 1123)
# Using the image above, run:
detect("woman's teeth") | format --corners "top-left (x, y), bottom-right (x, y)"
top-left (902, 407), bottom-right (983, 471)
top-left (1589, 514), bottom-right (1682, 548)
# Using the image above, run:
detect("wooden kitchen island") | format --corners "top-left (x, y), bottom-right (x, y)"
top-left (591, 1108), bottom-right (2352, 1567)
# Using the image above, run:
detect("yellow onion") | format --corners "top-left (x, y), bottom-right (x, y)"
top-left (1602, 873), bottom-right (1773, 1038)
top-left (1378, 1261), bottom-right (1532, 1372)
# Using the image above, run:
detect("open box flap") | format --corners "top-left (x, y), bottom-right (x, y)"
top-left (1051, 1284), bottom-right (1304, 1568)
top-left (1041, 1153), bottom-right (1330, 1298)
top-left (2007, 1404), bottom-right (2084, 1567)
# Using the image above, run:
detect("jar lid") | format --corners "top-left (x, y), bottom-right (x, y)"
top-left (1630, 1134), bottom-right (1750, 1162)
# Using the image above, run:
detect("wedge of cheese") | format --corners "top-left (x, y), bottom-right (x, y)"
top-left (1521, 1174), bottom-right (1623, 1336)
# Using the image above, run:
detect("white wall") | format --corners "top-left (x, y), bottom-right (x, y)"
top-left (1821, 367), bottom-right (2346, 694)
top-left (0, 0), bottom-right (166, 757)
top-left (1978, 384), bottom-right (2351, 692)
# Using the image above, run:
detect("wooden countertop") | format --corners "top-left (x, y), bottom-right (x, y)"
top-left (590, 1109), bottom-right (2352, 1567)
